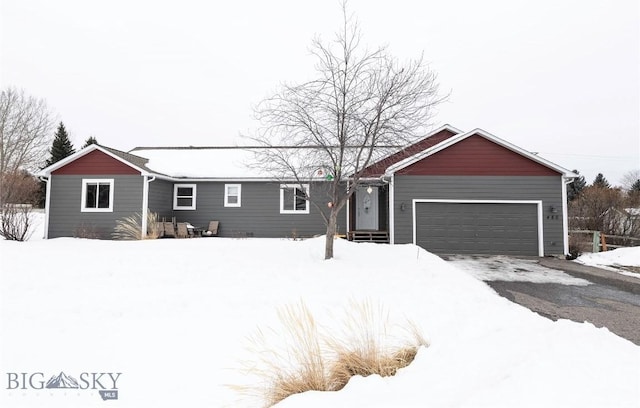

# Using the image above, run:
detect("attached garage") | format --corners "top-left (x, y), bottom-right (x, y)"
top-left (413, 200), bottom-right (543, 256)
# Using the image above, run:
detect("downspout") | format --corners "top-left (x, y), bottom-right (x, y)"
top-left (380, 174), bottom-right (393, 244)
top-left (141, 176), bottom-right (156, 239)
top-left (562, 176), bottom-right (574, 256)
top-left (38, 176), bottom-right (50, 239)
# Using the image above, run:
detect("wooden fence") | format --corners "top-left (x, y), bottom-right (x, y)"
top-left (569, 230), bottom-right (640, 253)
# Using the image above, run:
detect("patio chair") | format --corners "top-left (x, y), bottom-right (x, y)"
top-left (163, 222), bottom-right (176, 238)
top-left (176, 222), bottom-right (189, 238)
top-left (203, 221), bottom-right (219, 237)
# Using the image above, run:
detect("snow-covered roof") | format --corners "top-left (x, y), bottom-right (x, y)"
top-left (130, 147), bottom-right (267, 179)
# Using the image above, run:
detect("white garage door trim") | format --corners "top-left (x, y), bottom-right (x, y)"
top-left (412, 199), bottom-right (544, 257)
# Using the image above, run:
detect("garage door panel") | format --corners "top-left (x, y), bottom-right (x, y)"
top-left (415, 202), bottom-right (538, 256)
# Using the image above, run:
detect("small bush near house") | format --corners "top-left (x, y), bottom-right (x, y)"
top-left (233, 300), bottom-right (427, 407)
top-left (566, 235), bottom-right (582, 260)
top-left (112, 211), bottom-right (160, 240)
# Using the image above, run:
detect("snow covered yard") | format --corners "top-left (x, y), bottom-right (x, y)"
top-left (1, 225), bottom-right (639, 407)
top-left (577, 247), bottom-right (640, 279)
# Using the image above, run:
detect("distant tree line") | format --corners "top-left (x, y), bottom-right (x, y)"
top-left (568, 169), bottom-right (640, 239)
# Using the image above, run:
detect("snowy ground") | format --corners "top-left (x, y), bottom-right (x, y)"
top-left (1, 217), bottom-right (639, 407)
top-left (445, 255), bottom-right (592, 285)
top-left (577, 247), bottom-right (640, 279)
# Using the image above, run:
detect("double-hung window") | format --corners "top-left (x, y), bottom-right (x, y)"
top-left (280, 184), bottom-right (309, 214)
top-left (173, 184), bottom-right (196, 210)
top-left (224, 184), bottom-right (241, 207)
top-left (81, 179), bottom-right (114, 212)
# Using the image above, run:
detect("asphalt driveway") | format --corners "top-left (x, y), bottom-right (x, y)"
top-left (444, 255), bottom-right (640, 345)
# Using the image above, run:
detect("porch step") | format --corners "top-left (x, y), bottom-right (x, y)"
top-left (348, 230), bottom-right (390, 243)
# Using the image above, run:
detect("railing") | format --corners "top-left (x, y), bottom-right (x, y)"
top-left (569, 230), bottom-right (640, 253)
top-left (348, 230), bottom-right (390, 243)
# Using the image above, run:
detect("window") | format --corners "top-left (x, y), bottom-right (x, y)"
top-left (173, 184), bottom-right (196, 210)
top-left (280, 184), bottom-right (309, 214)
top-left (224, 184), bottom-right (241, 207)
top-left (81, 179), bottom-right (114, 212)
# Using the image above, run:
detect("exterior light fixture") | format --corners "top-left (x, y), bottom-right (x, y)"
top-left (366, 186), bottom-right (373, 194)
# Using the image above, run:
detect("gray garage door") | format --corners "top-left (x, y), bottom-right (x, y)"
top-left (415, 202), bottom-right (539, 256)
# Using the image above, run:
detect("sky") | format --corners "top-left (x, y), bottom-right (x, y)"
top-left (1, 0), bottom-right (638, 186)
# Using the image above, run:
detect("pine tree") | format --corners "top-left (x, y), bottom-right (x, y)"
top-left (83, 136), bottom-right (98, 148)
top-left (567, 170), bottom-right (587, 201)
top-left (38, 123), bottom-right (75, 207)
top-left (631, 179), bottom-right (640, 193)
top-left (592, 173), bottom-right (610, 189)
top-left (45, 122), bottom-right (75, 167)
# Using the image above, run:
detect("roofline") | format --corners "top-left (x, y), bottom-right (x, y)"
top-left (38, 144), bottom-right (158, 177)
top-left (149, 174), bottom-right (332, 183)
top-left (385, 128), bottom-right (578, 177)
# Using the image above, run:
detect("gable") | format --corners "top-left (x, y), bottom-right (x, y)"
top-left (360, 127), bottom-right (460, 177)
top-left (52, 150), bottom-right (141, 175)
top-left (397, 134), bottom-right (561, 176)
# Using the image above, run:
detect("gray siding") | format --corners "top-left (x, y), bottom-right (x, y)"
top-left (147, 179), bottom-right (173, 220)
top-left (151, 180), bottom-right (346, 238)
top-left (48, 175), bottom-right (144, 239)
top-left (393, 175), bottom-right (565, 255)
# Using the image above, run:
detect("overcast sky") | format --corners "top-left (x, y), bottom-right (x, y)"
top-left (2, 0), bottom-right (638, 185)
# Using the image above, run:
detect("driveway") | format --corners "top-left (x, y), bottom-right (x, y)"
top-left (444, 255), bottom-right (640, 345)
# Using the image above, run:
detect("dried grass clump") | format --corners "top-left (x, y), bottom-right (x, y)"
top-left (233, 299), bottom-right (428, 407)
top-left (112, 210), bottom-right (160, 240)
top-left (326, 300), bottom-right (427, 391)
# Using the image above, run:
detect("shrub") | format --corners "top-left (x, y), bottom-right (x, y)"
top-left (112, 210), bottom-right (160, 240)
top-left (234, 300), bottom-right (427, 407)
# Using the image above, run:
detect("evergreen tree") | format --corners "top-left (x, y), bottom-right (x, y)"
top-left (83, 136), bottom-right (98, 148)
top-left (45, 122), bottom-right (75, 167)
top-left (592, 173), bottom-right (610, 189)
top-left (567, 170), bottom-right (587, 201)
top-left (631, 179), bottom-right (640, 193)
top-left (38, 123), bottom-right (75, 207)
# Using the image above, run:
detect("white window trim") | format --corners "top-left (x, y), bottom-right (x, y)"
top-left (173, 184), bottom-right (197, 210)
top-left (280, 184), bottom-right (309, 214)
top-left (81, 178), bottom-right (114, 213)
top-left (224, 184), bottom-right (242, 207)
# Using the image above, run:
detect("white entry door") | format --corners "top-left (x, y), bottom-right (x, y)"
top-left (356, 186), bottom-right (378, 230)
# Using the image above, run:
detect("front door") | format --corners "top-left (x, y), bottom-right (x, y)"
top-left (356, 186), bottom-right (378, 230)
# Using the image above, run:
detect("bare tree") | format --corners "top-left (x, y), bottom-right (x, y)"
top-left (620, 169), bottom-right (640, 191)
top-left (250, 4), bottom-right (445, 259)
top-left (0, 87), bottom-right (54, 206)
top-left (569, 185), bottom-right (640, 239)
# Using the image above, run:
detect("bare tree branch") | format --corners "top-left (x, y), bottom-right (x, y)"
top-left (248, 3), bottom-right (446, 259)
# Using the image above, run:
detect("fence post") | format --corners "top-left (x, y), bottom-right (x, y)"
top-left (593, 231), bottom-right (600, 253)
top-left (600, 233), bottom-right (608, 252)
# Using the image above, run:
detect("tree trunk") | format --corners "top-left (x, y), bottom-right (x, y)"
top-left (324, 208), bottom-right (339, 259)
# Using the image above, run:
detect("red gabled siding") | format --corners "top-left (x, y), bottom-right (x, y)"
top-left (52, 150), bottom-right (141, 175)
top-left (360, 128), bottom-right (459, 177)
top-left (397, 134), bottom-right (560, 176)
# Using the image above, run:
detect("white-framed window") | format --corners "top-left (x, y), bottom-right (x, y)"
top-left (224, 184), bottom-right (242, 207)
top-left (173, 184), bottom-right (197, 210)
top-left (81, 179), bottom-right (114, 212)
top-left (280, 184), bottom-right (309, 214)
